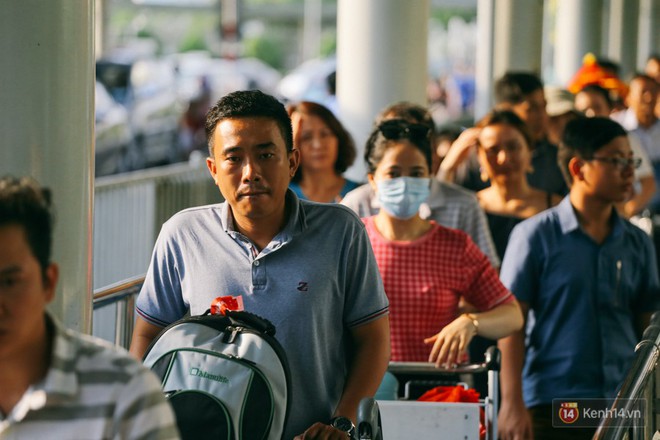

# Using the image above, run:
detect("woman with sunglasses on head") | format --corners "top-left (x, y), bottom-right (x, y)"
top-left (474, 110), bottom-right (563, 261)
top-left (287, 101), bottom-right (360, 203)
top-left (363, 120), bottom-right (523, 367)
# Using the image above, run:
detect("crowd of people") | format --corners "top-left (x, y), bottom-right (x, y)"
top-left (2, 53), bottom-right (659, 440)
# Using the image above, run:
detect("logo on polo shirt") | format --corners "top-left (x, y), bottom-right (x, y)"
top-left (297, 282), bottom-right (309, 292)
top-left (190, 367), bottom-right (229, 384)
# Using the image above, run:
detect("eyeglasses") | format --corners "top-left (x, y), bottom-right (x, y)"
top-left (377, 119), bottom-right (432, 141)
top-left (588, 156), bottom-right (642, 170)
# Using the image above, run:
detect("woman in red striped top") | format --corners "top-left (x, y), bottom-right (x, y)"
top-left (363, 119), bottom-right (523, 367)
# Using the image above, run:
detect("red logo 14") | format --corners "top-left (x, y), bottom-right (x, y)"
top-left (559, 402), bottom-right (579, 424)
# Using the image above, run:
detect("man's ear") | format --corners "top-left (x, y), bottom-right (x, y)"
top-left (207, 157), bottom-right (218, 185)
top-left (288, 148), bottom-right (301, 178)
top-left (568, 156), bottom-right (585, 182)
top-left (43, 263), bottom-right (59, 304)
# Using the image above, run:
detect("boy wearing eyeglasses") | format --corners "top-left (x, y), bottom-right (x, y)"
top-left (497, 117), bottom-right (660, 440)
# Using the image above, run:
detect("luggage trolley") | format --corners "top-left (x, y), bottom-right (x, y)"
top-left (357, 346), bottom-right (500, 440)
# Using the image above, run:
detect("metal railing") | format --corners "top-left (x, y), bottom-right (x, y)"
top-left (594, 312), bottom-right (660, 439)
top-left (92, 160), bottom-right (221, 344)
top-left (93, 160), bottom-right (220, 290)
top-left (93, 275), bottom-right (145, 349)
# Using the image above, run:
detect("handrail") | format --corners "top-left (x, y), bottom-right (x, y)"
top-left (93, 275), bottom-right (145, 349)
top-left (594, 311), bottom-right (660, 439)
top-left (93, 274), bottom-right (145, 307)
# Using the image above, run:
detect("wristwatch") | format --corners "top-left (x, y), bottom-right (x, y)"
top-left (330, 416), bottom-right (356, 438)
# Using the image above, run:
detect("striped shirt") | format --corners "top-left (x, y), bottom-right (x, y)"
top-left (364, 217), bottom-right (513, 362)
top-left (0, 314), bottom-right (179, 440)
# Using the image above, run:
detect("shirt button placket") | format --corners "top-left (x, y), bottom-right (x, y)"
top-left (252, 258), bottom-right (266, 289)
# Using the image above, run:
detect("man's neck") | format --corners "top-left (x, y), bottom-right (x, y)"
top-left (230, 204), bottom-right (289, 252)
top-left (636, 111), bottom-right (657, 130)
top-left (0, 316), bottom-right (52, 416)
top-left (569, 190), bottom-right (614, 244)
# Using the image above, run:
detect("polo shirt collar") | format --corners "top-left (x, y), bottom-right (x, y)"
top-left (557, 194), bottom-right (625, 239)
top-left (4, 314), bottom-right (78, 424)
top-left (557, 196), bottom-right (579, 234)
top-left (220, 189), bottom-right (306, 244)
top-left (43, 314), bottom-right (79, 400)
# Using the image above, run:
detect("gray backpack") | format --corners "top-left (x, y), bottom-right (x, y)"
top-left (143, 310), bottom-right (291, 440)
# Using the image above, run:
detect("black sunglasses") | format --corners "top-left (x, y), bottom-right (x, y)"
top-left (377, 119), bottom-right (432, 141)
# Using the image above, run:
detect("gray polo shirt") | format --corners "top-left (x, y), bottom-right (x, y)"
top-left (137, 190), bottom-right (389, 439)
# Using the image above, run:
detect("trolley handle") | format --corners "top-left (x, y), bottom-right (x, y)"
top-left (388, 346), bottom-right (501, 375)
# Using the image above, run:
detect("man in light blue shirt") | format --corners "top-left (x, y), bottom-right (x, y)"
top-left (497, 117), bottom-right (660, 440)
top-left (130, 90), bottom-right (390, 440)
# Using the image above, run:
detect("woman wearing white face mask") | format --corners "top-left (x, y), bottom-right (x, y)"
top-left (363, 120), bottom-right (523, 367)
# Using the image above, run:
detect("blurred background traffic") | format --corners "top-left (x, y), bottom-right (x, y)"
top-left (94, 0), bottom-right (479, 176)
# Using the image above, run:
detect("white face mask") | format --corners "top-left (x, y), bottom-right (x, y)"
top-left (376, 177), bottom-right (431, 219)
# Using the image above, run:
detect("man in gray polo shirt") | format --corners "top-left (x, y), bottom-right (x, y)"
top-left (129, 90), bottom-right (391, 439)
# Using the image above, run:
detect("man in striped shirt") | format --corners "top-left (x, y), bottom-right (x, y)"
top-left (0, 176), bottom-right (179, 440)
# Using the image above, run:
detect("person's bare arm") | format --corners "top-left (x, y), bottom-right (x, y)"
top-left (294, 316), bottom-right (390, 439)
top-left (129, 316), bottom-right (165, 360)
top-left (334, 315), bottom-right (390, 421)
top-left (438, 127), bottom-right (481, 182)
top-left (623, 175), bottom-right (656, 218)
top-left (497, 301), bottom-right (533, 440)
top-left (425, 299), bottom-right (523, 367)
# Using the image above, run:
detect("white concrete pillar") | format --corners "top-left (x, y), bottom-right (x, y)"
top-left (553, 0), bottom-right (603, 87)
top-left (637, 0), bottom-right (660, 69)
top-left (606, 0), bottom-right (639, 79)
top-left (0, 1), bottom-right (95, 333)
top-left (492, 0), bottom-right (544, 78)
top-left (474, 0), bottom-right (496, 120)
top-left (302, 0), bottom-right (323, 61)
top-left (337, 0), bottom-right (429, 182)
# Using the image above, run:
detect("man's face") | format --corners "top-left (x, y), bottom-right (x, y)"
top-left (627, 78), bottom-right (658, 124)
top-left (575, 91), bottom-right (611, 118)
top-left (575, 136), bottom-right (635, 203)
top-left (511, 89), bottom-right (548, 143)
top-left (645, 59), bottom-right (660, 83)
top-left (0, 224), bottom-right (56, 361)
top-left (207, 117), bottom-right (299, 226)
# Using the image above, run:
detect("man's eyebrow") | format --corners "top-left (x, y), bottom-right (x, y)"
top-left (0, 266), bottom-right (21, 276)
top-left (220, 146), bottom-right (242, 155)
top-left (220, 143), bottom-right (276, 155)
top-left (255, 142), bottom-right (277, 149)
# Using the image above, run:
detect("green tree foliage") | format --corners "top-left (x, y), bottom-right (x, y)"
top-left (243, 36), bottom-right (285, 70)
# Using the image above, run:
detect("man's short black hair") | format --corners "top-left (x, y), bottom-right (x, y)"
top-left (558, 117), bottom-right (627, 185)
top-left (495, 72), bottom-right (544, 105)
top-left (326, 71), bottom-right (337, 96)
top-left (204, 89), bottom-right (294, 154)
top-left (0, 176), bottom-right (54, 279)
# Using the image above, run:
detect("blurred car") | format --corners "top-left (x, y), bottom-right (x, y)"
top-left (95, 81), bottom-right (135, 176)
top-left (234, 57), bottom-right (282, 95)
top-left (96, 55), bottom-right (182, 168)
top-left (276, 56), bottom-right (336, 104)
top-left (169, 52), bottom-right (283, 160)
